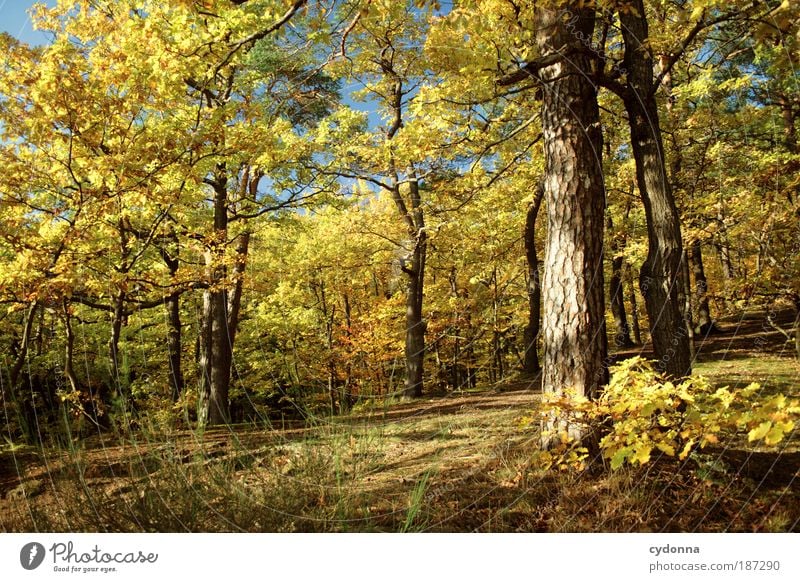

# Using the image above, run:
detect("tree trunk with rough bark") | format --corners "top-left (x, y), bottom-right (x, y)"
top-left (619, 0), bottom-right (691, 378)
top-left (536, 4), bottom-right (608, 447)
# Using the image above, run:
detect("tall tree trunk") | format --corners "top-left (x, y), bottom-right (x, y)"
top-left (384, 63), bottom-right (426, 398)
top-left (166, 293), bottom-right (184, 402)
top-left (226, 232), bottom-right (250, 349)
top-left (536, 4), bottom-right (608, 446)
top-left (342, 292), bottom-right (353, 412)
top-left (402, 208), bottom-right (426, 398)
top-left (197, 268), bottom-right (213, 426)
top-left (628, 269), bottom-right (642, 345)
top-left (7, 301), bottom-right (40, 441)
top-left (199, 166), bottom-right (233, 426)
top-left (608, 214), bottom-right (634, 348)
top-left (680, 249), bottom-right (696, 360)
top-left (618, 0), bottom-right (691, 378)
top-left (109, 290), bottom-right (126, 396)
top-left (207, 284), bottom-right (232, 426)
top-left (448, 267), bottom-right (464, 389)
top-left (690, 239), bottom-right (716, 336)
top-left (523, 182), bottom-right (544, 374)
top-left (160, 233), bottom-right (185, 402)
top-left (62, 300), bottom-right (81, 395)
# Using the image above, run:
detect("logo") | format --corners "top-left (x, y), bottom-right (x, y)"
top-left (20, 542), bottom-right (46, 570)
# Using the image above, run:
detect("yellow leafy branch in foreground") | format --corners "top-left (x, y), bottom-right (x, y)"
top-left (535, 357), bottom-right (800, 471)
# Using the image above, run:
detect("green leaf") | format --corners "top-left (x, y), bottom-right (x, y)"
top-left (610, 447), bottom-right (631, 470)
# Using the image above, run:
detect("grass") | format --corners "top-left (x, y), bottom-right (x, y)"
top-left (2, 315), bottom-right (799, 532)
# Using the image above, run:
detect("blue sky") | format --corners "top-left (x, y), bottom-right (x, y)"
top-left (0, 0), bottom-right (383, 128)
top-left (0, 0), bottom-right (55, 45)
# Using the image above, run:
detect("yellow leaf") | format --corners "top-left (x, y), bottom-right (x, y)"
top-left (678, 439), bottom-right (695, 460)
top-left (655, 442), bottom-right (675, 456)
top-left (748, 420), bottom-right (772, 442)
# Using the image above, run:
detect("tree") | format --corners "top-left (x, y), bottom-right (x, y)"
top-left (522, 180), bottom-right (544, 374)
top-left (607, 0), bottom-right (692, 377)
top-left (322, 1), bottom-right (438, 398)
top-left (534, 3), bottom-right (609, 444)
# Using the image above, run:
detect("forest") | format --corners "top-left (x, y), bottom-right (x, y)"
top-left (0, 0), bottom-right (799, 532)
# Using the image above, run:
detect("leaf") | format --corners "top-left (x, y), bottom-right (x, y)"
top-left (610, 447), bottom-right (631, 470)
top-left (764, 422), bottom-right (794, 446)
top-left (655, 442), bottom-right (675, 456)
top-left (748, 420), bottom-right (772, 442)
top-left (632, 444), bottom-right (652, 465)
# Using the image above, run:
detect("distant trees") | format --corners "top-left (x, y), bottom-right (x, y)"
top-left (1, 0), bottom-right (798, 442)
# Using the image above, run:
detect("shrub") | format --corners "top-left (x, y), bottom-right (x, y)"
top-left (536, 357), bottom-right (800, 470)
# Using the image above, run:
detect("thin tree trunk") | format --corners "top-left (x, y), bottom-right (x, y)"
top-left (523, 182), bottom-right (544, 374)
top-left (536, 4), bottom-right (608, 447)
top-left (62, 301), bottom-right (81, 395)
top-left (618, 0), bottom-right (691, 378)
top-left (680, 249), bottom-right (696, 360)
top-left (161, 241), bottom-right (185, 402)
top-left (716, 239), bottom-right (735, 281)
top-left (165, 293), bottom-right (184, 402)
top-left (109, 291), bottom-right (126, 396)
top-left (628, 269), bottom-right (642, 345)
top-left (608, 214), bottom-right (634, 348)
top-left (197, 267), bottom-right (213, 426)
top-left (690, 239), bottom-right (716, 336)
top-left (342, 292), bottom-right (353, 412)
top-left (795, 310), bottom-right (800, 361)
top-left (448, 267), bottom-right (463, 389)
top-left (9, 301), bottom-right (39, 391)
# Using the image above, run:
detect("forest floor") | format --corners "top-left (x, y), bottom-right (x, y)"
top-left (2, 308), bottom-right (799, 532)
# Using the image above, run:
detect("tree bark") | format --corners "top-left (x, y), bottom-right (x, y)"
top-left (62, 301), bottom-right (81, 395)
top-left (199, 166), bottom-right (233, 426)
top-left (165, 292), bottom-right (184, 402)
top-left (536, 4), bottom-right (608, 447)
top-left (160, 241), bottom-right (185, 402)
top-left (608, 214), bottom-right (634, 348)
top-left (628, 268), bottom-right (642, 345)
top-left (690, 239), bottom-right (716, 336)
top-left (226, 232), bottom-right (250, 348)
top-left (523, 181), bottom-right (544, 374)
top-left (680, 249), bottom-right (696, 360)
top-left (401, 177), bottom-right (426, 398)
top-left (342, 292), bottom-right (353, 411)
top-left (618, 0), bottom-right (691, 378)
top-left (9, 301), bottom-right (40, 392)
top-left (109, 290), bottom-right (126, 396)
